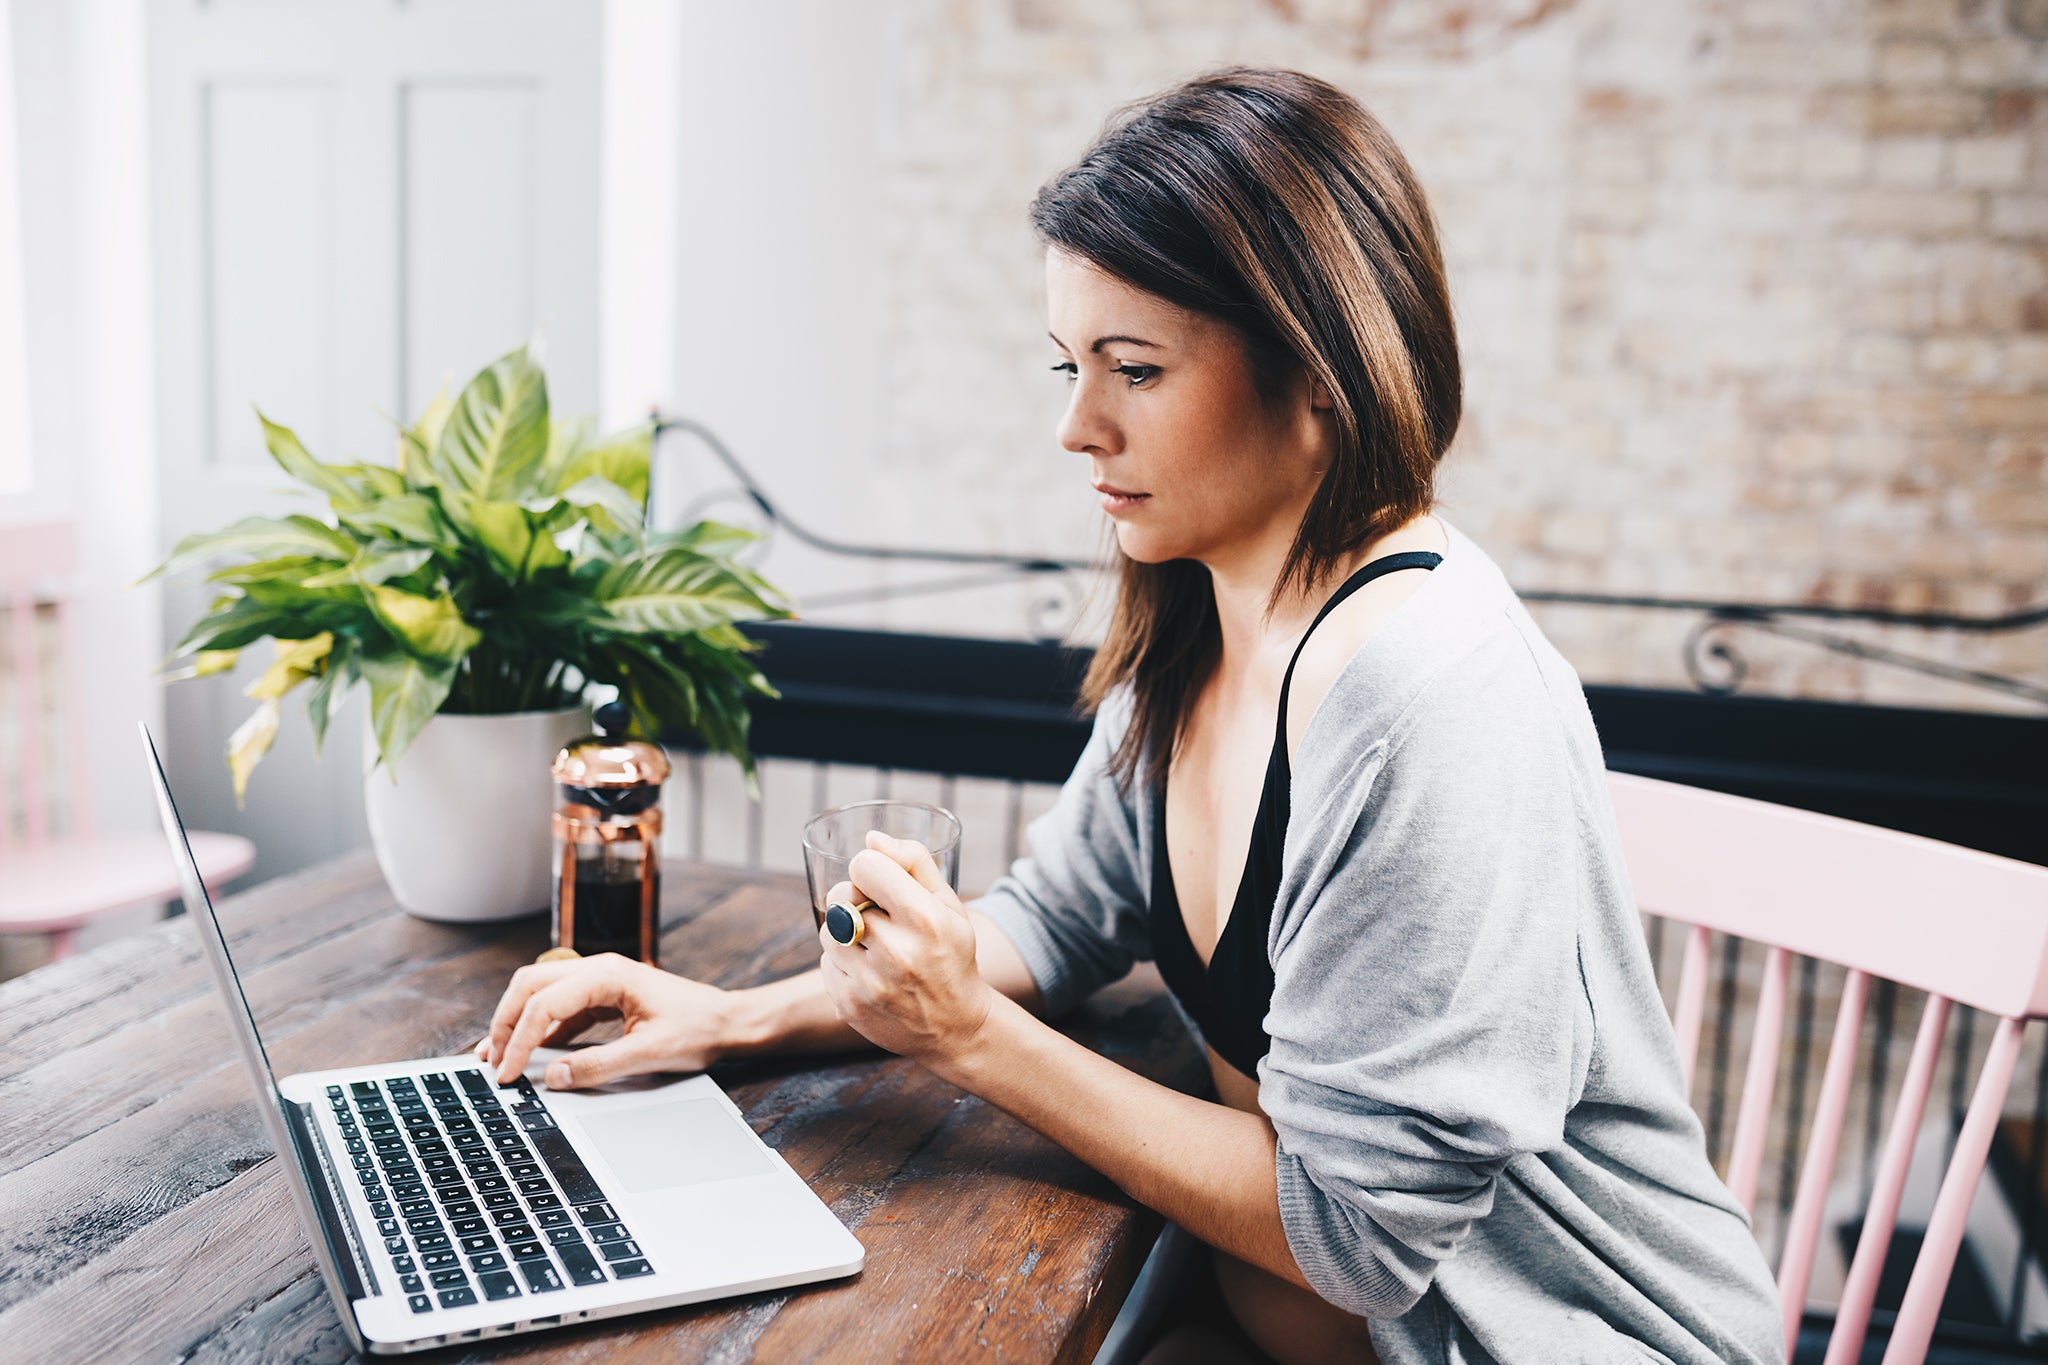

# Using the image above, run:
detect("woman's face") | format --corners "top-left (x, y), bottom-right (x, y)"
top-left (1044, 247), bottom-right (1330, 570)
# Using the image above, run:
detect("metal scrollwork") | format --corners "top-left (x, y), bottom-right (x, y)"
top-left (653, 414), bottom-right (2048, 707)
top-left (1683, 616), bottom-right (1752, 696)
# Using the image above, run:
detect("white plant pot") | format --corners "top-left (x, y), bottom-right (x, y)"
top-left (363, 707), bottom-right (587, 923)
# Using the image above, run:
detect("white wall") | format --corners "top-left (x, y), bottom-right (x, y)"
top-left (4, 0), bottom-right (160, 842)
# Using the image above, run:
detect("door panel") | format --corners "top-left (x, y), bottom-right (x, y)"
top-left (149, 0), bottom-right (599, 882)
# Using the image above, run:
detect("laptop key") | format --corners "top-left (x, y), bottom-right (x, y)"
top-left (535, 1209), bottom-right (571, 1228)
top-left (478, 1270), bottom-right (521, 1301)
top-left (444, 1200), bottom-right (480, 1219)
top-left (557, 1242), bottom-right (606, 1286)
top-left (429, 1268), bottom-right (467, 1288)
top-left (528, 1193), bottom-right (562, 1211)
top-left (363, 1183), bottom-right (387, 1202)
top-left (545, 1225), bottom-right (583, 1246)
top-left (393, 1254), bottom-right (415, 1274)
top-left (414, 1139), bottom-right (448, 1157)
top-left (400, 1273), bottom-right (423, 1294)
top-left (405, 1215), bottom-right (443, 1234)
top-left (491, 1208), bottom-right (527, 1228)
top-left (421, 1250), bottom-right (458, 1269)
top-left (460, 1234), bottom-right (497, 1254)
top-left (392, 1181), bottom-right (425, 1200)
top-left (377, 1218), bottom-right (401, 1238)
top-left (516, 1177), bottom-right (550, 1196)
top-left (526, 1126), bottom-right (605, 1204)
top-left (587, 1222), bottom-right (629, 1244)
top-left (422, 1072), bottom-right (452, 1092)
top-left (575, 1203), bottom-right (617, 1225)
top-left (612, 1259), bottom-right (654, 1279)
top-left (383, 1236), bottom-right (407, 1256)
top-left (438, 1287), bottom-right (477, 1309)
top-left (451, 1217), bottom-right (487, 1236)
top-left (499, 1223), bottom-right (535, 1246)
top-left (351, 1080), bottom-right (381, 1097)
top-left (518, 1260), bottom-right (564, 1293)
top-left (475, 1176), bottom-right (509, 1193)
top-left (407, 1293), bottom-right (432, 1314)
top-left (509, 1240), bottom-right (548, 1262)
top-left (483, 1192), bottom-right (517, 1210)
top-left (431, 1170), bottom-right (465, 1187)
top-left (599, 1240), bottom-right (642, 1262)
top-left (470, 1251), bottom-right (507, 1271)
top-left (415, 1233), bottom-right (451, 1252)
top-left (508, 1162), bottom-right (542, 1180)
top-left (351, 1153), bottom-right (372, 1171)
top-left (328, 1084), bottom-right (344, 1098)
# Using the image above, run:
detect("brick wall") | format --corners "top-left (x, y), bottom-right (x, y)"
top-left (675, 0), bottom-right (2048, 711)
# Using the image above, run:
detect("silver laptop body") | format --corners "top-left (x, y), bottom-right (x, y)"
top-left (141, 723), bottom-right (863, 1354)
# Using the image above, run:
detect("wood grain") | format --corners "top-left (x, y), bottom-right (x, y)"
top-left (0, 853), bottom-right (1204, 1363)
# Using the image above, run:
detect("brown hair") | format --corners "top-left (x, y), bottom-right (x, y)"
top-left (1030, 67), bottom-right (1462, 794)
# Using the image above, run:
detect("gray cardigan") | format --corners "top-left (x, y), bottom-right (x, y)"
top-left (975, 525), bottom-right (1785, 1365)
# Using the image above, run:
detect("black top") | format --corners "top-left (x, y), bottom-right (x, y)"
top-left (1149, 550), bottom-right (1443, 1077)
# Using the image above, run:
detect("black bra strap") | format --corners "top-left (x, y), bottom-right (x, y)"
top-left (1273, 550), bottom-right (1442, 758)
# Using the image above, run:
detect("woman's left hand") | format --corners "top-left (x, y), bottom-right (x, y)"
top-left (817, 831), bottom-right (995, 1069)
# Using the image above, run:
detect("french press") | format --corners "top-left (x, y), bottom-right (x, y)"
top-left (549, 701), bottom-right (670, 965)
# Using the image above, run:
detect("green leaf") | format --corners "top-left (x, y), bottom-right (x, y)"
top-left (336, 494), bottom-right (454, 550)
top-left (429, 346), bottom-right (549, 500)
top-left (654, 519), bottom-right (761, 558)
top-left (557, 475), bottom-right (645, 547)
top-left (397, 384), bottom-right (454, 482)
top-left (366, 583), bottom-right (482, 662)
top-left (258, 412), bottom-right (358, 503)
top-left (548, 422), bottom-right (651, 505)
top-left (226, 700), bottom-right (281, 807)
top-left (305, 635), bottom-right (360, 753)
top-left (244, 632), bottom-right (334, 700)
top-left (161, 649), bottom-right (240, 683)
top-left (359, 647), bottom-right (458, 769)
top-left (147, 515), bottom-right (356, 581)
top-left (597, 548), bottom-right (792, 634)
top-left (303, 547), bottom-right (432, 589)
top-left (172, 594), bottom-right (342, 656)
top-left (332, 461), bottom-right (407, 501)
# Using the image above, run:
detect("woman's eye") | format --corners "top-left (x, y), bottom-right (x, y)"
top-left (1049, 361), bottom-right (1077, 380)
top-left (1111, 363), bottom-right (1159, 387)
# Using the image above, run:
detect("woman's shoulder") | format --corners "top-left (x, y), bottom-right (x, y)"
top-left (1291, 523), bottom-right (1598, 799)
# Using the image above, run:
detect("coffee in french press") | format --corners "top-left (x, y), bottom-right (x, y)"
top-left (549, 701), bottom-right (670, 965)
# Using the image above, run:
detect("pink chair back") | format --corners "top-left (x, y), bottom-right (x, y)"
top-left (1609, 771), bottom-right (2048, 1365)
top-left (0, 522), bottom-right (92, 849)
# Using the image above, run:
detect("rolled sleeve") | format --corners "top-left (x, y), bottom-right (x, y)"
top-left (972, 689), bottom-right (1153, 1018)
top-left (1258, 639), bottom-right (1596, 1318)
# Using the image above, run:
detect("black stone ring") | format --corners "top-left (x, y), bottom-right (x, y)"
top-left (824, 898), bottom-right (872, 947)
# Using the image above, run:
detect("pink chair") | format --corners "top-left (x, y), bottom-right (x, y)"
top-left (0, 522), bottom-right (254, 962)
top-left (1609, 771), bottom-right (2048, 1365)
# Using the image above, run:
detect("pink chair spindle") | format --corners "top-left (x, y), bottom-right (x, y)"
top-left (57, 592), bottom-right (91, 840)
top-left (1882, 1013), bottom-right (2029, 1364)
top-left (1727, 944), bottom-right (1792, 1211)
top-left (1674, 923), bottom-right (1712, 1092)
top-left (1776, 967), bottom-right (1870, 1360)
top-left (1822, 992), bottom-right (1952, 1365)
top-left (11, 584), bottom-right (46, 846)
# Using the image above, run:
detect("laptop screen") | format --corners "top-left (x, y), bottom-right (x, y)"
top-left (139, 722), bottom-right (368, 1345)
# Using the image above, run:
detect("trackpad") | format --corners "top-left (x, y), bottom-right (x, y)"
top-left (577, 1098), bottom-right (774, 1193)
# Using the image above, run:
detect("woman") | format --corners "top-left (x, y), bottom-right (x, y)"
top-left (482, 68), bottom-right (1783, 1365)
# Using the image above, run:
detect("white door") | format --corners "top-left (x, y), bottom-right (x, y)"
top-left (148, 0), bottom-right (600, 881)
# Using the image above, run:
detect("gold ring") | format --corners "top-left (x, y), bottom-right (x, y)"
top-left (824, 897), bottom-right (872, 947)
top-left (536, 946), bottom-right (582, 964)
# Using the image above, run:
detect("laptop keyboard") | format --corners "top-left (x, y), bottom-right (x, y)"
top-left (326, 1067), bottom-right (653, 1315)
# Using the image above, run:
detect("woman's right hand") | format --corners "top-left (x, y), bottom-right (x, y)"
top-left (479, 954), bottom-right (742, 1091)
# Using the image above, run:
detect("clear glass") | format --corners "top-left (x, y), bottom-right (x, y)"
top-left (801, 799), bottom-right (962, 927)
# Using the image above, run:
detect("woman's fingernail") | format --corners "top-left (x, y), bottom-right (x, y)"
top-left (545, 1060), bottom-right (573, 1090)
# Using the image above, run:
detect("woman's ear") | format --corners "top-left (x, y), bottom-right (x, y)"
top-left (1308, 377), bottom-right (1335, 411)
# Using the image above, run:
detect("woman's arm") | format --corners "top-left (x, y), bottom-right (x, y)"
top-left (817, 832), bottom-right (1310, 1290)
top-left (944, 991), bottom-right (1308, 1289)
top-left (481, 906), bottom-right (1041, 1087)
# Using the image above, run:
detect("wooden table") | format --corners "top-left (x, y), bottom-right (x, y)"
top-left (0, 853), bottom-right (1205, 1363)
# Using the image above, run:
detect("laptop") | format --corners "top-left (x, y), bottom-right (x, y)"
top-left (140, 723), bottom-right (864, 1354)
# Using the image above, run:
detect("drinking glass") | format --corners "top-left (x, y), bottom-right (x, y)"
top-left (801, 799), bottom-right (962, 929)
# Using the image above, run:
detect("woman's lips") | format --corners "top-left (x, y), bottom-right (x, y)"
top-left (1093, 483), bottom-right (1150, 513)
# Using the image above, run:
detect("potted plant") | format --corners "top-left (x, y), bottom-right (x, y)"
top-left (151, 343), bottom-right (792, 921)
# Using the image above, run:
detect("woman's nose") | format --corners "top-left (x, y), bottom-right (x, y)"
top-left (1056, 381), bottom-right (1119, 457)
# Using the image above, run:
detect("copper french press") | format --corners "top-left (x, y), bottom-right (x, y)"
top-left (549, 701), bottom-right (670, 965)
